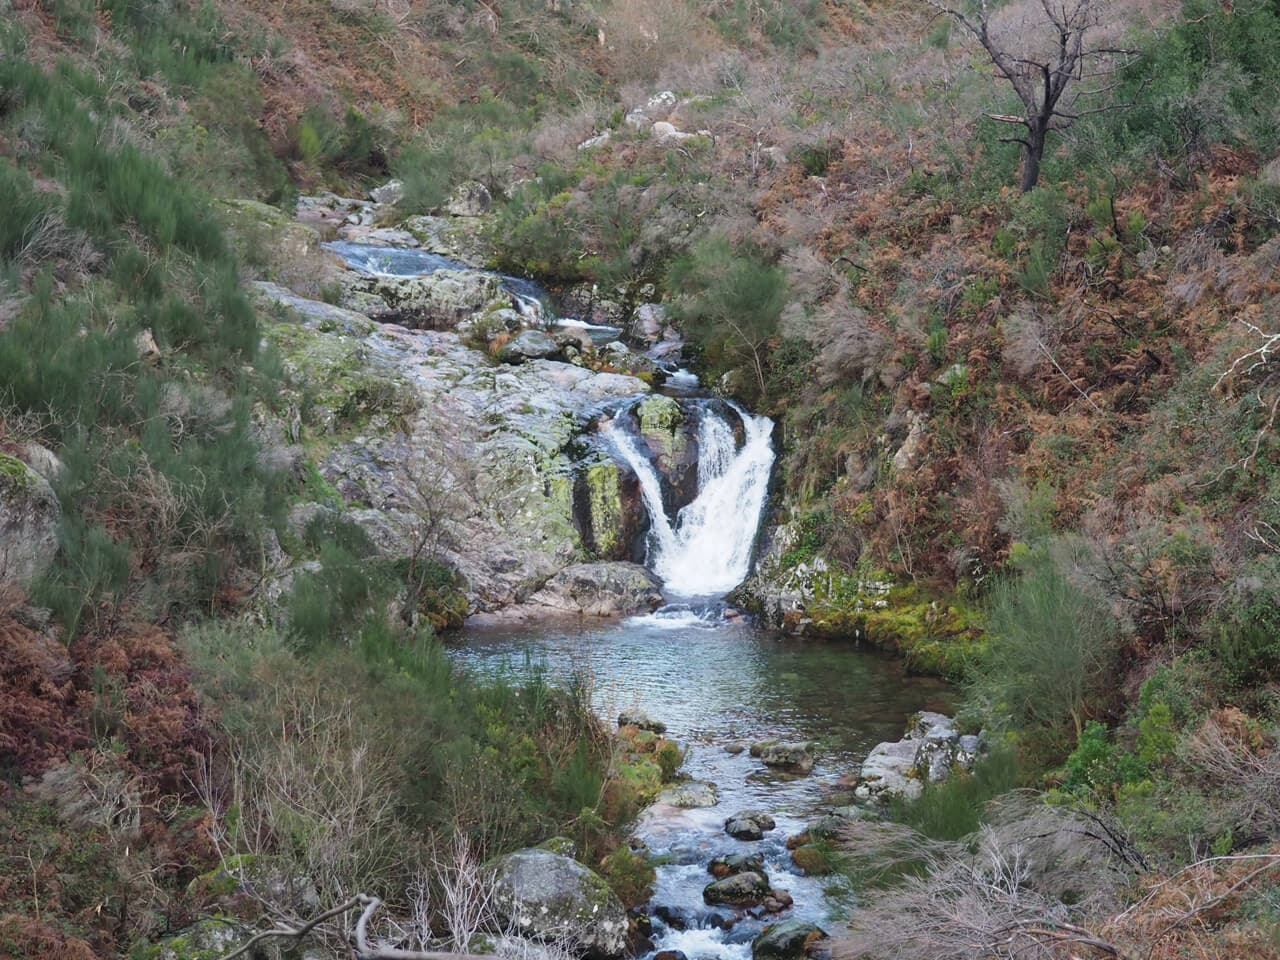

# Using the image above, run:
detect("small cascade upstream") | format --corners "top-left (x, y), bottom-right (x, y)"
top-left (604, 401), bottom-right (775, 598)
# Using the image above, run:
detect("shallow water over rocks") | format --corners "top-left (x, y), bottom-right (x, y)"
top-left (449, 613), bottom-right (954, 959)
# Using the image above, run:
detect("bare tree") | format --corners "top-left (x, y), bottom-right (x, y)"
top-left (928, 0), bottom-right (1137, 191)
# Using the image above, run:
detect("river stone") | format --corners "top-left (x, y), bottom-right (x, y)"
top-left (703, 871), bottom-right (771, 906)
top-left (725, 810), bottom-right (776, 841)
top-left (340, 269), bottom-right (508, 329)
top-left (0, 453), bottom-right (60, 589)
top-left (528, 562), bottom-right (662, 617)
top-left (656, 780), bottom-right (719, 808)
top-left (618, 708), bottom-right (666, 734)
top-left (490, 848), bottom-right (628, 959)
top-left (759, 741), bottom-right (815, 775)
top-left (654, 952), bottom-right (687, 960)
top-left (752, 920), bottom-right (828, 960)
top-left (708, 853), bottom-right (765, 879)
top-left (499, 329), bottom-right (562, 364)
top-left (724, 742), bottom-right (746, 755)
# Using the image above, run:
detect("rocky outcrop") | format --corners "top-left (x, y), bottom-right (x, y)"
top-left (340, 269), bottom-right (509, 329)
top-left (489, 848), bottom-right (629, 959)
top-left (618, 708), bottom-right (666, 734)
top-left (0, 452), bottom-right (60, 589)
top-left (854, 712), bottom-right (984, 804)
top-left (254, 281), bottom-right (652, 614)
top-left (527, 562), bottom-right (663, 617)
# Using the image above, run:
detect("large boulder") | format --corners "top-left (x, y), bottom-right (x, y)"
top-left (489, 848), bottom-right (628, 959)
top-left (752, 920), bottom-right (828, 960)
top-left (0, 452), bottom-right (60, 589)
top-left (340, 270), bottom-right (508, 329)
top-left (528, 562), bottom-right (663, 617)
top-left (703, 871), bottom-right (771, 906)
top-left (140, 917), bottom-right (253, 960)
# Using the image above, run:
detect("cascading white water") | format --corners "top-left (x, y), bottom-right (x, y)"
top-left (605, 401), bottom-right (774, 597)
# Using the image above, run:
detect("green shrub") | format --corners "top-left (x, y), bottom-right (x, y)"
top-left (665, 236), bottom-right (788, 400)
top-left (967, 540), bottom-right (1119, 753)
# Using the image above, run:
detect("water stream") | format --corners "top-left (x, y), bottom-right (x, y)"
top-left (450, 386), bottom-right (952, 959)
top-left (328, 237), bottom-right (950, 956)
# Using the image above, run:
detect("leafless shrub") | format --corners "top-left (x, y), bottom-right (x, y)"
top-left (194, 686), bottom-right (414, 914)
top-left (838, 796), bottom-right (1133, 960)
top-left (811, 299), bottom-right (890, 387)
top-left (999, 307), bottom-right (1051, 379)
top-left (1183, 715), bottom-right (1280, 843)
top-left (27, 749), bottom-right (148, 843)
top-left (604, 0), bottom-right (719, 83)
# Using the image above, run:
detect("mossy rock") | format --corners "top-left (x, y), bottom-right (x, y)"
top-left (539, 836), bottom-right (579, 858)
top-left (636, 395), bottom-right (683, 434)
top-left (139, 918), bottom-right (252, 960)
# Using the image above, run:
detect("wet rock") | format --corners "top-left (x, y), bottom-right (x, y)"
top-left (725, 810), bottom-right (776, 841)
top-left (708, 853), bottom-right (765, 879)
top-left (748, 740), bottom-right (774, 757)
top-left (759, 741), bottom-right (815, 775)
top-left (618, 708), bottom-right (666, 734)
top-left (527, 562), bottom-right (662, 617)
top-left (656, 780), bottom-right (719, 808)
top-left (724, 742), bottom-right (746, 755)
top-left (752, 919), bottom-right (828, 960)
top-left (499, 329), bottom-right (562, 364)
top-left (652, 905), bottom-right (690, 930)
top-left (654, 951), bottom-right (687, 960)
top-left (703, 871), bottom-right (771, 906)
top-left (0, 452), bottom-right (59, 589)
top-left (490, 848), bottom-right (628, 959)
top-left (631, 303), bottom-right (668, 344)
top-left (758, 889), bottom-right (794, 915)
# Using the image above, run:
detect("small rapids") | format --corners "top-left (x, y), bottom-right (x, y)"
top-left (324, 239), bottom-right (623, 342)
top-left (603, 401), bottom-right (775, 597)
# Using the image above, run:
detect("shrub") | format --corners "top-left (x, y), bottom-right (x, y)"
top-left (967, 540), bottom-right (1119, 754)
top-left (665, 236), bottom-right (788, 400)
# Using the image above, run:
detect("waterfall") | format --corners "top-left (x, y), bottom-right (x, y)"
top-left (605, 401), bottom-right (774, 597)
